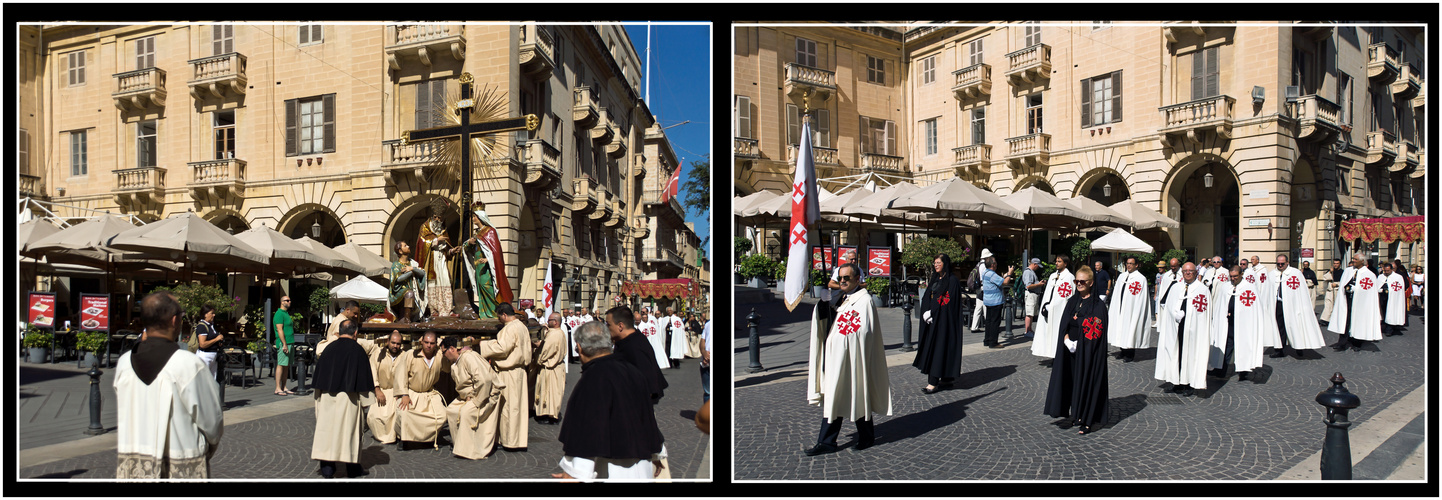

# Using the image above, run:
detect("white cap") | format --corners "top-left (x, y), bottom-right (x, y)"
top-left (980, 248), bottom-right (994, 259)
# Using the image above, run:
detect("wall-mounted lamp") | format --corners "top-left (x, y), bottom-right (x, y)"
top-left (1252, 85), bottom-right (1266, 105)
top-left (1102, 180), bottom-right (1112, 197)
top-left (1203, 171), bottom-right (1214, 189)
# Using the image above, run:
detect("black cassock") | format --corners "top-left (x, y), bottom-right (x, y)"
top-left (558, 354), bottom-right (665, 461)
top-left (1043, 294), bottom-right (1110, 428)
top-left (614, 332), bottom-right (668, 403)
top-left (913, 273), bottom-right (966, 381)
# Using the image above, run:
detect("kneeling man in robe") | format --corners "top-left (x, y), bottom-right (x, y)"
top-left (311, 319), bottom-right (379, 478)
top-left (394, 331), bottom-right (451, 449)
top-left (442, 336), bottom-right (503, 459)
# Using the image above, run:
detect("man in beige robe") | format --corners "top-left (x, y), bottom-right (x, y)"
top-left (311, 319), bottom-right (382, 478)
top-left (393, 331), bottom-right (451, 450)
top-left (366, 331), bottom-right (405, 444)
top-left (532, 313), bottom-right (567, 424)
top-left (478, 303), bottom-right (532, 450)
top-left (325, 300), bottom-right (360, 339)
top-left (442, 335), bottom-right (503, 459)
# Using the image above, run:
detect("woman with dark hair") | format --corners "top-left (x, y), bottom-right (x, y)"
top-left (914, 253), bottom-right (965, 394)
top-left (193, 304), bottom-right (224, 378)
top-left (1043, 265), bottom-right (1109, 435)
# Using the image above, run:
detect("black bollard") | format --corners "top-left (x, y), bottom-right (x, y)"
top-left (85, 359), bottom-right (106, 435)
top-left (901, 299), bottom-right (915, 352)
top-left (1315, 372), bottom-right (1361, 480)
top-left (294, 347), bottom-right (311, 395)
top-left (746, 309), bottom-right (765, 373)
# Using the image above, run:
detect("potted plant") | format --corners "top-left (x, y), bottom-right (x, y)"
top-left (737, 254), bottom-right (776, 289)
top-left (867, 278), bottom-right (892, 307)
top-left (774, 258), bottom-right (788, 292)
top-left (76, 330), bottom-right (107, 367)
top-left (246, 339), bottom-right (267, 372)
top-left (23, 326), bottom-right (51, 364)
top-left (810, 268), bottom-right (829, 298)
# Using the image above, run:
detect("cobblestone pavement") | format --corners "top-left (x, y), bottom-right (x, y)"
top-left (17, 357), bottom-right (711, 480)
top-left (734, 291), bottom-right (1427, 481)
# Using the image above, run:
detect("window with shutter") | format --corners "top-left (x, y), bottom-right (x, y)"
top-left (923, 118), bottom-right (937, 156)
top-left (285, 99), bottom-right (298, 156)
top-left (1191, 46), bottom-right (1219, 101)
top-left (19, 129), bottom-right (29, 174)
top-left (137, 120), bottom-right (157, 168)
top-left (1024, 22), bottom-right (1041, 47)
top-left (300, 24), bottom-right (323, 45)
top-left (885, 120), bottom-right (896, 156)
top-left (1026, 93), bottom-right (1043, 134)
top-left (734, 95), bottom-right (751, 139)
top-left (922, 55), bottom-right (936, 85)
top-left (71, 130), bottom-right (88, 176)
top-left (213, 25), bottom-right (233, 55)
top-left (136, 37), bottom-right (155, 71)
top-left (214, 110), bottom-right (236, 160)
top-left (860, 116), bottom-right (873, 154)
top-left (322, 93), bottom-right (336, 153)
top-left (815, 109), bottom-right (830, 148)
top-left (972, 106), bottom-right (986, 145)
top-left (786, 104), bottom-right (799, 145)
top-left (1339, 73), bottom-right (1352, 126)
top-left (867, 55), bottom-right (885, 84)
top-left (68, 50), bottom-right (85, 87)
top-left (796, 37), bottom-right (817, 67)
top-left (969, 39), bottom-right (984, 66)
top-left (417, 79), bottom-right (452, 130)
top-left (1080, 78), bottom-right (1092, 128)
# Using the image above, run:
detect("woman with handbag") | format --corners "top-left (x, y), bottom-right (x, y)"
top-left (194, 305), bottom-right (225, 379)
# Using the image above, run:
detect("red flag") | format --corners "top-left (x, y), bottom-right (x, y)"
top-left (662, 164), bottom-right (681, 202)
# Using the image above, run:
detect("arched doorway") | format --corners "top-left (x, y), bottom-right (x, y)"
top-left (1290, 157), bottom-right (1323, 266)
top-left (1014, 176), bottom-right (1054, 195)
top-left (1164, 156), bottom-right (1240, 264)
top-left (1077, 170), bottom-right (1130, 206)
top-left (279, 203), bottom-right (347, 248)
top-left (204, 208), bottom-right (250, 235)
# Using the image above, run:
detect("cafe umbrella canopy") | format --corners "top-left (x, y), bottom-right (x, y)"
top-left (293, 236), bottom-right (365, 276)
top-left (889, 177), bottom-right (1026, 263)
top-left (331, 240), bottom-right (394, 284)
top-left (107, 211), bottom-right (271, 277)
top-left (232, 224), bottom-right (344, 278)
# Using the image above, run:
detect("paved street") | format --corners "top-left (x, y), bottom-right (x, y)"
top-left (17, 353), bottom-right (711, 480)
top-left (733, 288), bottom-right (1427, 480)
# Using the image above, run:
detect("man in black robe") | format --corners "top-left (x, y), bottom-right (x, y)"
top-left (914, 253), bottom-right (965, 393)
top-left (1044, 265), bottom-right (1109, 434)
top-left (553, 321), bottom-right (666, 480)
top-left (310, 319), bottom-right (376, 478)
top-left (606, 306), bottom-right (668, 404)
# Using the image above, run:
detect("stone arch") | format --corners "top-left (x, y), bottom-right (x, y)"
top-left (380, 193), bottom-right (464, 262)
top-left (202, 208), bottom-right (250, 234)
top-left (1013, 175), bottom-right (1054, 195)
top-left (1073, 167), bottom-right (1132, 205)
top-left (277, 203), bottom-right (348, 248)
top-left (1160, 152), bottom-right (1244, 262)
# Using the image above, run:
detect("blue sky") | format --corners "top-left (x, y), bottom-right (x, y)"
top-left (623, 22), bottom-right (711, 260)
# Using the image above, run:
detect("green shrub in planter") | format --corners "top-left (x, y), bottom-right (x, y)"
top-left (22, 327), bottom-right (52, 348)
top-left (737, 254), bottom-right (778, 279)
top-left (246, 340), bottom-right (267, 353)
top-left (865, 277), bottom-right (890, 297)
top-left (76, 331), bottom-right (108, 353)
top-left (810, 268), bottom-right (829, 287)
top-left (734, 236), bottom-right (754, 258)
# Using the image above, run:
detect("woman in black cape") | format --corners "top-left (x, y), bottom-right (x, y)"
top-left (1043, 265), bottom-right (1110, 434)
top-left (914, 253), bottom-right (965, 394)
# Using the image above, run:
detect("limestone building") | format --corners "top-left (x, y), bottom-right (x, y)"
top-left (734, 22), bottom-right (1426, 268)
top-left (19, 22), bottom-right (700, 312)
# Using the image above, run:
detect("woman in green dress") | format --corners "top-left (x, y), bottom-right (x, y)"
top-left (464, 218), bottom-right (501, 319)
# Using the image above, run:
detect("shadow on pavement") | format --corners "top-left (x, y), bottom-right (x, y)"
top-left (732, 340), bottom-right (794, 354)
top-left (224, 399), bottom-right (251, 410)
top-left (735, 368), bottom-right (807, 389)
top-left (33, 469), bottom-right (89, 479)
top-left (1107, 393), bottom-right (1148, 427)
top-left (871, 387), bottom-right (1005, 446)
top-left (679, 409), bottom-right (697, 421)
top-left (958, 365), bottom-right (1017, 390)
top-left (19, 366), bottom-right (89, 385)
top-left (1248, 365), bottom-right (1275, 384)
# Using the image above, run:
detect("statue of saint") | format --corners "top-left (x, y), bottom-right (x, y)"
top-left (388, 241), bottom-right (427, 323)
top-left (414, 208), bottom-right (457, 317)
top-left (461, 201), bottom-right (514, 319)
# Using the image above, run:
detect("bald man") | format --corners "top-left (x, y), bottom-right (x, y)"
top-left (532, 312), bottom-right (568, 424)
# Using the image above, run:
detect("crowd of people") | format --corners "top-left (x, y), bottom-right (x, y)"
top-left (112, 290), bottom-right (711, 481)
top-left (801, 249), bottom-right (1422, 453)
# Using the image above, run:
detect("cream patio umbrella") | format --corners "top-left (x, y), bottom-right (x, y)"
top-left (1091, 227), bottom-right (1155, 254)
top-left (293, 236), bottom-right (365, 276)
top-left (107, 211), bottom-right (271, 276)
top-left (19, 219), bottom-right (62, 255)
top-left (232, 225), bottom-right (343, 277)
top-left (890, 177), bottom-right (1026, 262)
top-left (1067, 195), bottom-right (1133, 231)
top-left (1108, 199), bottom-right (1181, 231)
top-left (332, 241), bottom-right (394, 284)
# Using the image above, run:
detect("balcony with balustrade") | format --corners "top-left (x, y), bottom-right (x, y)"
top-left (1391, 63), bottom-right (1421, 101)
top-left (1367, 42), bottom-right (1399, 82)
top-left (604, 197), bottom-right (625, 228)
top-left (1004, 44), bottom-right (1050, 85)
top-left (642, 244), bottom-right (685, 272)
top-left (605, 134), bottom-right (627, 159)
top-left (1004, 133), bottom-right (1051, 169)
top-left (572, 175), bottom-right (600, 214)
top-left (861, 153), bottom-right (907, 175)
top-left (643, 188), bottom-right (685, 223)
top-left (1158, 95), bottom-right (1236, 148)
top-left (518, 23), bottom-right (555, 78)
top-left (632, 153), bottom-right (647, 178)
top-left (952, 63), bottom-right (992, 100)
top-left (573, 85), bottom-right (598, 128)
top-left (590, 185), bottom-right (611, 221)
top-left (386, 24), bottom-right (465, 70)
top-left (381, 139), bottom-right (441, 185)
top-left (1392, 140), bottom-right (1419, 174)
top-left (18, 173), bottom-right (44, 199)
top-left (1295, 94), bottom-right (1341, 142)
top-left (187, 52), bottom-right (247, 100)
top-left (783, 62), bottom-right (836, 103)
top-left (734, 137), bottom-right (759, 160)
top-left (1414, 76), bottom-right (1425, 110)
top-left (1164, 21), bottom-right (1235, 44)
top-left (187, 158), bottom-right (246, 202)
top-left (113, 166), bottom-right (166, 206)
top-left (787, 143), bottom-right (839, 167)
top-left (113, 67), bottom-right (167, 111)
top-left (1365, 130), bottom-right (1397, 167)
top-left (631, 215), bottom-right (650, 239)
top-left (1410, 148), bottom-right (1425, 179)
top-left (952, 144), bottom-right (992, 177)
top-left (590, 107), bottom-right (614, 144)
top-left (519, 138), bottom-right (561, 191)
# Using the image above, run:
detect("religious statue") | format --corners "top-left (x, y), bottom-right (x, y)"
top-left (389, 241), bottom-right (428, 323)
top-left (462, 201), bottom-right (514, 319)
top-left (414, 206), bottom-right (457, 318)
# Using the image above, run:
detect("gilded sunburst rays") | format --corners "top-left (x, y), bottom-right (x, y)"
top-left (420, 83), bottom-right (516, 184)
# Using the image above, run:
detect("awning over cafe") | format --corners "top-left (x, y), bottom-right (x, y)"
top-left (1339, 215), bottom-right (1425, 243)
top-left (621, 278), bottom-right (698, 299)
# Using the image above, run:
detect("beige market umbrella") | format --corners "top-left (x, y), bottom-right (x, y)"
top-left (332, 241), bottom-right (394, 283)
top-left (293, 236), bottom-right (365, 276)
top-left (108, 211), bottom-right (271, 275)
top-left (891, 177), bottom-right (1025, 225)
top-left (19, 219), bottom-right (62, 255)
top-left (733, 190), bottom-right (781, 217)
top-left (999, 186), bottom-right (1096, 231)
top-left (1109, 199), bottom-right (1181, 231)
top-left (232, 225), bottom-right (342, 277)
top-left (26, 215), bottom-right (181, 273)
top-left (1091, 227), bottom-right (1154, 254)
top-left (1068, 195), bottom-right (1134, 230)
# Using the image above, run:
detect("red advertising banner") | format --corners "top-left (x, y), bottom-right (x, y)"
top-left (837, 247), bottom-right (858, 268)
top-left (28, 292), bottom-right (55, 328)
top-left (812, 247), bottom-right (835, 271)
top-left (80, 293), bottom-right (110, 331)
top-left (519, 299), bottom-right (534, 309)
top-left (868, 249), bottom-right (892, 277)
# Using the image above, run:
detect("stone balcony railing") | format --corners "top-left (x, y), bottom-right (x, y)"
top-left (1392, 140), bottom-right (1419, 174)
top-left (952, 63), bottom-right (992, 100)
top-left (1005, 133), bottom-right (1052, 168)
top-left (1392, 63), bottom-right (1421, 101)
top-left (1410, 148), bottom-right (1426, 179)
top-left (572, 85), bottom-right (598, 128)
top-left (589, 185), bottom-right (611, 221)
top-left (641, 244), bottom-right (685, 271)
top-left (632, 153), bottom-right (647, 178)
top-left (113, 67), bottom-right (167, 111)
top-left (18, 173), bottom-right (43, 198)
top-left (187, 52), bottom-right (247, 100)
top-left (1158, 95), bottom-right (1236, 147)
top-left (1004, 44), bottom-right (1051, 85)
top-left (861, 153), bottom-right (906, 174)
top-left (605, 134), bottom-right (627, 159)
top-left (1295, 94), bottom-right (1342, 142)
top-left (952, 144), bottom-right (992, 176)
top-left (519, 138), bottom-right (561, 191)
top-left (734, 137), bottom-right (759, 159)
top-left (1365, 130), bottom-right (1398, 167)
top-left (1163, 21), bottom-right (1235, 44)
top-left (604, 197), bottom-right (625, 227)
top-left (643, 188), bottom-right (685, 220)
top-left (187, 158), bottom-right (246, 202)
top-left (783, 62), bottom-right (836, 102)
top-left (631, 215), bottom-right (650, 239)
top-left (590, 107), bottom-right (614, 144)
top-left (572, 175), bottom-right (599, 214)
top-left (1414, 76), bottom-right (1426, 109)
top-left (381, 139), bottom-right (441, 185)
top-left (386, 24), bottom-right (465, 70)
top-left (518, 23), bottom-right (555, 78)
top-left (1367, 42), bottom-right (1399, 82)
top-left (113, 166), bottom-right (166, 206)
top-left (787, 144), bottom-right (839, 166)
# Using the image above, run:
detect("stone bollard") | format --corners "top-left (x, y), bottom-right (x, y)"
top-left (85, 359), bottom-right (106, 435)
top-left (1315, 372), bottom-right (1361, 480)
top-left (901, 299), bottom-right (915, 352)
top-left (746, 309), bottom-right (765, 373)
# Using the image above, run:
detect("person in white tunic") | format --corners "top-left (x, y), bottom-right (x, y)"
top-left (1031, 255), bottom-right (1076, 361)
top-left (1154, 258), bottom-right (1180, 324)
top-left (804, 263), bottom-right (891, 456)
top-left (1269, 255), bottom-right (1328, 354)
top-left (1206, 265), bottom-right (1235, 378)
top-left (665, 307), bottom-right (686, 368)
top-left (114, 292), bottom-right (223, 479)
top-left (1328, 253), bottom-right (1383, 350)
top-left (1242, 258), bottom-right (1283, 356)
top-left (1107, 256), bottom-right (1152, 362)
top-left (1381, 262), bottom-right (1407, 336)
top-left (637, 311), bottom-right (670, 370)
top-left (1154, 263), bottom-right (1212, 396)
top-left (1224, 266), bottom-right (1267, 380)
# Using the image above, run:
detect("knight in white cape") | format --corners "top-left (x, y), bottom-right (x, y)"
top-left (1382, 263), bottom-right (1407, 336)
top-left (1206, 265), bottom-right (1234, 374)
top-left (1243, 258), bottom-right (1284, 355)
top-left (1223, 266), bottom-right (1267, 378)
top-left (1031, 256), bottom-right (1075, 360)
top-left (1268, 255), bottom-right (1327, 352)
top-left (1327, 254), bottom-right (1383, 349)
top-left (1106, 257), bottom-right (1152, 361)
top-left (805, 264), bottom-right (891, 455)
top-left (666, 308), bottom-right (686, 365)
top-left (1155, 263), bottom-right (1212, 394)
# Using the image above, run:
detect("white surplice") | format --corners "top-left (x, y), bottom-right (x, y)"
top-left (1107, 270), bottom-right (1152, 349)
top-left (114, 349), bottom-right (224, 479)
top-left (807, 288), bottom-right (892, 422)
top-left (1031, 268), bottom-right (1075, 358)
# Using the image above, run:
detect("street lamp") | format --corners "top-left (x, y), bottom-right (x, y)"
top-left (1203, 170), bottom-right (1214, 189)
top-left (311, 219), bottom-right (322, 238)
top-left (1102, 180), bottom-right (1112, 198)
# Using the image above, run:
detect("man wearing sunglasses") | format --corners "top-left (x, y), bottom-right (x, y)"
top-left (1155, 263), bottom-right (1212, 396)
top-left (804, 263), bottom-right (891, 456)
